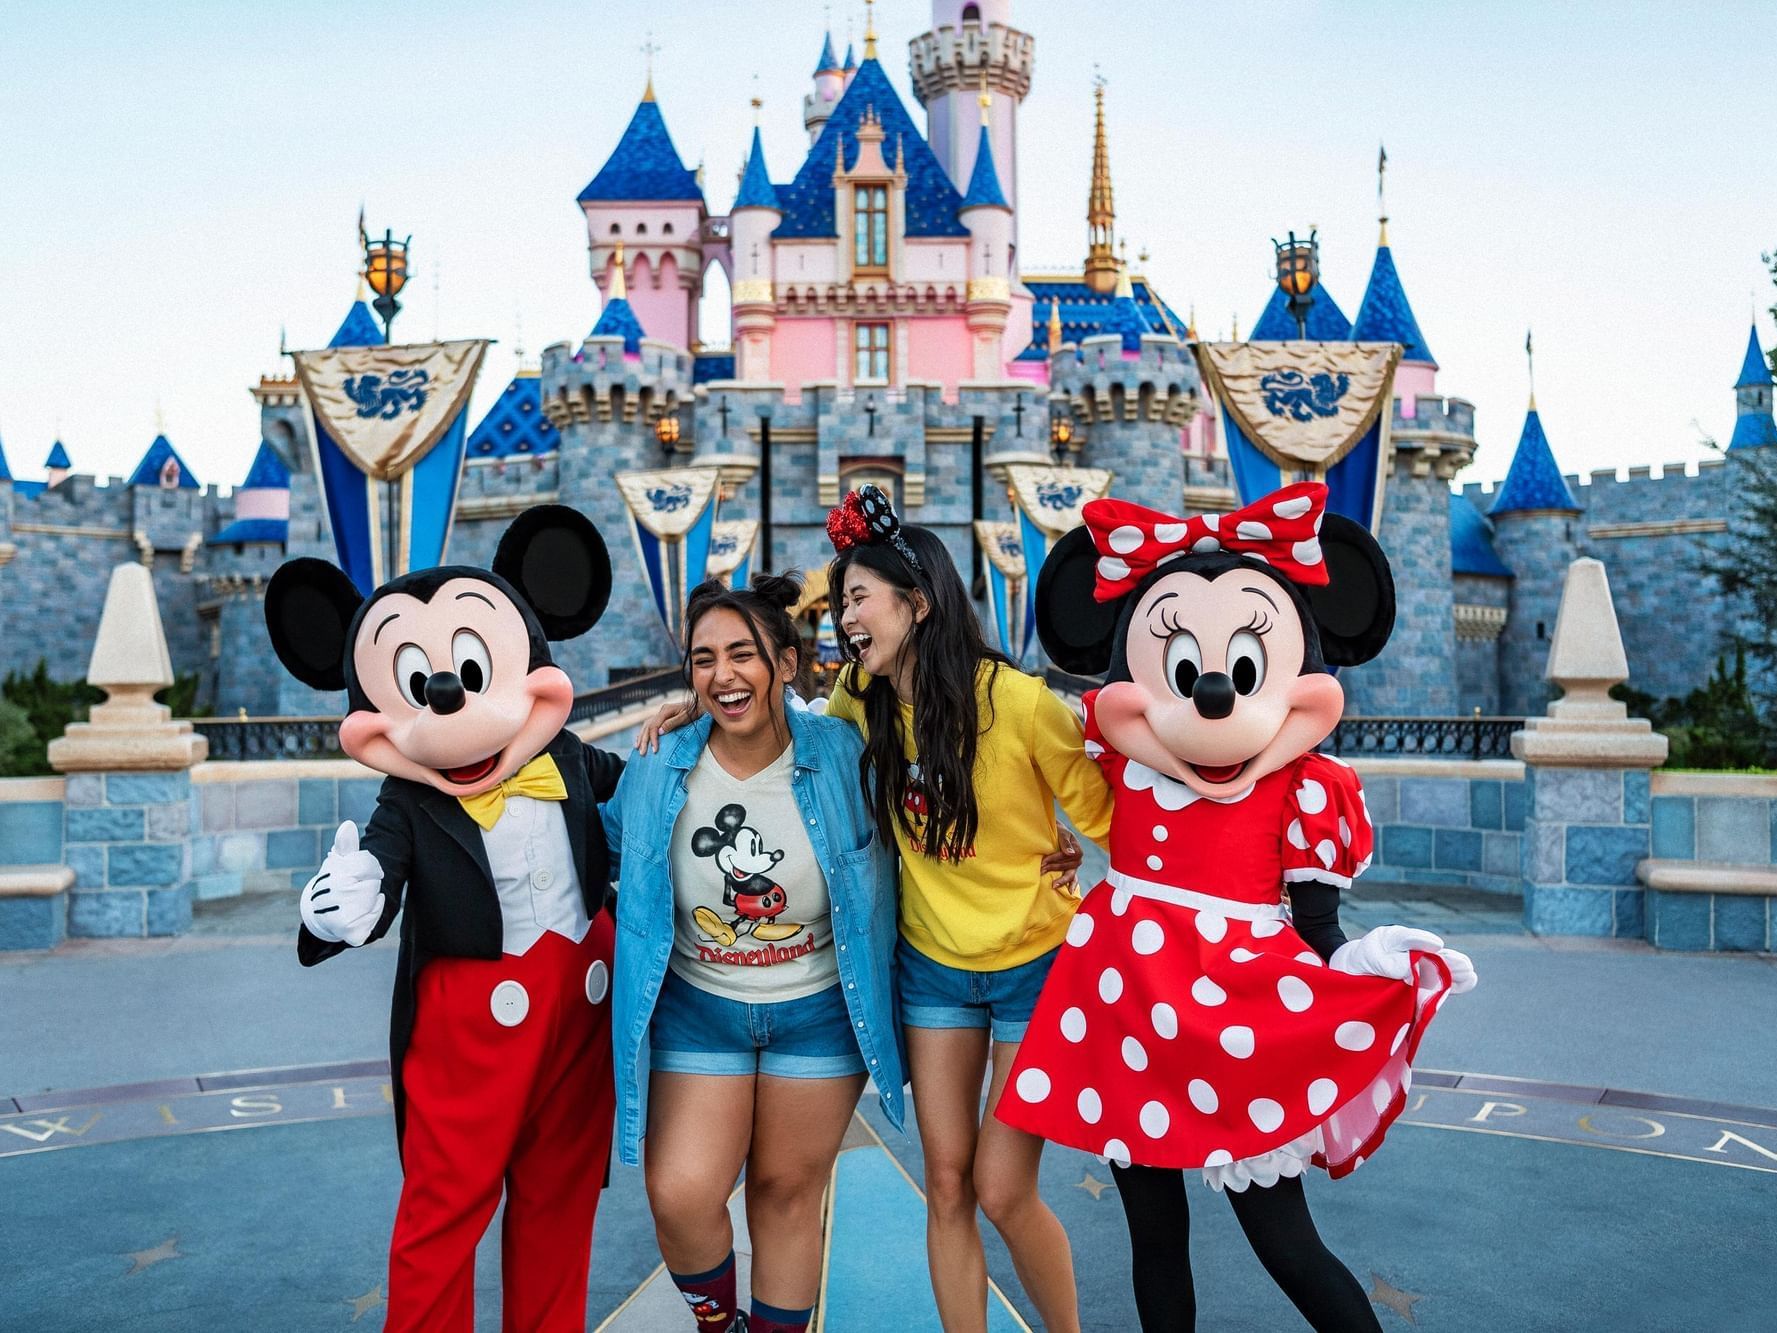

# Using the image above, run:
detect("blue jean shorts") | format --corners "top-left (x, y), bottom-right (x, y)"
top-left (649, 968), bottom-right (867, 1080)
top-left (895, 937), bottom-right (1059, 1044)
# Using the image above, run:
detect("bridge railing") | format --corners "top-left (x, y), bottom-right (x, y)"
top-left (191, 667), bottom-right (685, 761)
top-left (1041, 668), bottom-right (1523, 761)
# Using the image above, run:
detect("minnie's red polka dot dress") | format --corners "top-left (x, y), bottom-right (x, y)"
top-left (998, 691), bottom-right (1452, 1190)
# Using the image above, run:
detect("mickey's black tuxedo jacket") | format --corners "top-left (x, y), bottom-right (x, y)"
top-left (297, 728), bottom-right (625, 1147)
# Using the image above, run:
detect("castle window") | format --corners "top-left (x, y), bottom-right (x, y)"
top-left (1536, 621), bottom-right (1546, 640)
top-left (636, 222), bottom-right (648, 236)
top-left (663, 222), bottom-right (674, 235)
top-left (855, 322), bottom-right (890, 383)
top-left (962, 3), bottom-right (981, 21)
top-left (609, 222), bottom-right (621, 234)
top-left (854, 185), bottom-right (888, 270)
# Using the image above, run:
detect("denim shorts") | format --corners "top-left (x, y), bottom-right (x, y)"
top-left (649, 967), bottom-right (867, 1079)
top-left (895, 937), bottom-right (1059, 1044)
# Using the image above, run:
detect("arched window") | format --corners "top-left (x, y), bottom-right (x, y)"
top-left (635, 222), bottom-right (648, 236)
top-left (608, 222), bottom-right (621, 235)
top-left (662, 222), bottom-right (674, 235)
top-left (962, 3), bottom-right (981, 22)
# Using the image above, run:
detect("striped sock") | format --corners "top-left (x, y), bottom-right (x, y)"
top-left (668, 1251), bottom-right (739, 1330)
top-left (748, 1298), bottom-right (814, 1332)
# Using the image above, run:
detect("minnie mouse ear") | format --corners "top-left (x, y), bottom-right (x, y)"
top-left (1303, 513), bottom-right (1395, 666)
top-left (1036, 526), bottom-right (1125, 676)
top-left (264, 559), bottom-right (362, 693)
top-left (494, 505), bottom-right (612, 640)
top-left (856, 484), bottom-right (900, 538)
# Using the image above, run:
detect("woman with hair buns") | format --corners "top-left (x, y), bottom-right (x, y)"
top-left (602, 573), bottom-right (904, 1333)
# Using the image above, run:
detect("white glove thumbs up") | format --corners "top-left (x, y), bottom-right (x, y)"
top-left (300, 821), bottom-right (386, 947)
top-left (332, 820), bottom-right (360, 857)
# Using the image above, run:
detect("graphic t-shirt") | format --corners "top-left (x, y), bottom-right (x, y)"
top-left (667, 742), bottom-right (837, 1002)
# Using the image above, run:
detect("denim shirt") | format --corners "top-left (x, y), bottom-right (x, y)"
top-left (601, 706), bottom-right (905, 1166)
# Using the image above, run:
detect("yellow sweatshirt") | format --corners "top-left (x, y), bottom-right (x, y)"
top-left (826, 662), bottom-right (1112, 971)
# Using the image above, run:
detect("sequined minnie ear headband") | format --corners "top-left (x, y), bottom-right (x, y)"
top-left (826, 484), bottom-right (924, 573)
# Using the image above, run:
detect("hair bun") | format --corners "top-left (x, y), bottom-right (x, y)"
top-left (749, 571), bottom-right (804, 611)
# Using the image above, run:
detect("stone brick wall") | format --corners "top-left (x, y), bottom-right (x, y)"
top-left (1644, 772), bottom-right (1776, 951)
top-left (1351, 759), bottom-right (1524, 894)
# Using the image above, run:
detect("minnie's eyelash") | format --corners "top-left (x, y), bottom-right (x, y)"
top-left (1241, 611), bottom-right (1273, 636)
top-left (1150, 605), bottom-right (1190, 640)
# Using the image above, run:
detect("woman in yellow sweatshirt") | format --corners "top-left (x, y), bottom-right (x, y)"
top-left (822, 484), bottom-right (1112, 1333)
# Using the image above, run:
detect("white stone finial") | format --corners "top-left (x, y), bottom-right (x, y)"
top-left (1511, 556), bottom-right (1667, 768)
top-left (48, 563), bottom-right (206, 772)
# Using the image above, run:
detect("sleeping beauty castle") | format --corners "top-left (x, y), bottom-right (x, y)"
top-left (0, 0), bottom-right (1767, 721)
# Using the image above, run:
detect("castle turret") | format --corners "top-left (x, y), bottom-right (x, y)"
top-left (1728, 322), bottom-right (1776, 449)
top-left (959, 92), bottom-right (1013, 379)
top-left (578, 82), bottom-right (707, 353)
top-left (44, 440), bottom-right (70, 489)
top-left (842, 40), bottom-right (858, 90)
top-left (1488, 398), bottom-right (1582, 717)
top-left (804, 31), bottom-right (845, 144)
top-left (329, 299), bottom-right (384, 349)
top-left (128, 434), bottom-right (200, 491)
top-left (910, 0), bottom-right (1033, 252)
top-left (1352, 217), bottom-right (1437, 413)
top-left (589, 242), bottom-right (647, 356)
top-left (728, 115), bottom-right (782, 383)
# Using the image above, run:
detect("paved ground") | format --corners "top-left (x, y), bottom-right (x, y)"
top-left (3, 876), bottom-right (1774, 1330)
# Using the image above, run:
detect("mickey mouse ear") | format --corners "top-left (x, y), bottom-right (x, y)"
top-left (494, 505), bottom-right (613, 640)
top-left (264, 559), bottom-right (363, 693)
top-left (1303, 513), bottom-right (1395, 666)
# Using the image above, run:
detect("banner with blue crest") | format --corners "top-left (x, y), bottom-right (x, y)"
top-left (706, 519), bottom-right (759, 591)
top-left (615, 466), bottom-right (723, 644)
top-left (974, 520), bottom-right (1035, 664)
top-left (291, 339), bottom-right (491, 592)
top-left (1196, 341), bottom-right (1401, 533)
top-left (1003, 464), bottom-right (1115, 664)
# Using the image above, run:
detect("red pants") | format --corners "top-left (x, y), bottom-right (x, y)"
top-left (388, 915), bottom-right (616, 1332)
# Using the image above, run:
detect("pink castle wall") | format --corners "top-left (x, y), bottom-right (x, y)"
top-left (612, 252), bottom-right (691, 350)
top-left (771, 317), bottom-right (838, 403)
top-left (907, 316), bottom-right (974, 400)
top-left (1394, 362), bottom-right (1438, 419)
top-left (234, 487), bottom-right (288, 520)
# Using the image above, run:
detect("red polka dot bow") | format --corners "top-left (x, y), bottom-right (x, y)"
top-left (1082, 481), bottom-right (1331, 602)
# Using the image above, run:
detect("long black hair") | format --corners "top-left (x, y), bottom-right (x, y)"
top-left (682, 572), bottom-right (808, 745)
top-left (830, 525), bottom-right (1010, 862)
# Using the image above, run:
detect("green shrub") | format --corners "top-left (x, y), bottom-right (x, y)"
top-left (1612, 649), bottom-right (1773, 770)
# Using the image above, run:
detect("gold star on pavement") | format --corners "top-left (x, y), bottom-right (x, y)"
top-left (1368, 1272), bottom-right (1424, 1324)
top-left (346, 1284), bottom-right (385, 1323)
top-left (123, 1236), bottom-right (182, 1275)
top-left (1075, 1170), bottom-right (1111, 1200)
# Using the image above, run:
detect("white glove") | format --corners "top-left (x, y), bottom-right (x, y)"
top-left (1330, 925), bottom-right (1447, 983)
top-left (1438, 946), bottom-right (1479, 995)
top-left (299, 821), bottom-right (386, 947)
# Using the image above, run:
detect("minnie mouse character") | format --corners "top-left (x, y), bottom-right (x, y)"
top-left (264, 505), bottom-right (623, 1333)
top-left (997, 482), bottom-right (1477, 1332)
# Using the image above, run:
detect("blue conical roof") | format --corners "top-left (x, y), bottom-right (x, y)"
top-left (960, 125), bottom-right (1009, 211)
top-left (329, 300), bottom-right (385, 349)
top-left (1735, 323), bottom-right (1771, 389)
top-left (591, 298), bottom-right (646, 355)
top-left (1250, 283), bottom-right (1352, 341)
top-left (1102, 291), bottom-right (1149, 354)
top-left (1489, 408), bottom-right (1579, 515)
top-left (773, 58), bottom-right (969, 239)
top-left (1353, 244), bottom-right (1435, 364)
top-left (45, 440), bottom-right (71, 470)
top-left (842, 42), bottom-right (857, 72)
top-left (1449, 494), bottom-right (1512, 576)
top-left (578, 98), bottom-right (703, 203)
top-left (241, 441), bottom-right (291, 490)
top-left (1730, 410), bottom-right (1777, 450)
top-left (815, 32), bottom-right (839, 75)
top-left (128, 434), bottom-right (200, 489)
top-left (733, 128), bottom-right (780, 211)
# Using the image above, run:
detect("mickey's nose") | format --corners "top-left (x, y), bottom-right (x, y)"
top-left (424, 671), bottom-right (466, 715)
top-left (1191, 671), bottom-right (1236, 720)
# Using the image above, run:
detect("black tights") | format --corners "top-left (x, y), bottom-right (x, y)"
top-left (1110, 1163), bottom-right (1381, 1333)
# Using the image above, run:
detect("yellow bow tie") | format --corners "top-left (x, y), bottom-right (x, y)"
top-left (457, 753), bottom-right (567, 831)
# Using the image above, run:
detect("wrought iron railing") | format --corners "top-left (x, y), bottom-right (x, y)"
top-left (1041, 669), bottom-right (1521, 760)
top-left (567, 667), bottom-right (685, 726)
top-left (191, 668), bottom-right (685, 760)
top-left (191, 716), bottom-right (343, 761)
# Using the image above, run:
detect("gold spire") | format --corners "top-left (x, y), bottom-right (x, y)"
top-left (1084, 73), bottom-right (1118, 294)
top-left (610, 241), bottom-right (628, 301)
top-left (640, 33), bottom-right (659, 101)
top-left (863, 0), bottom-right (876, 59)
top-left (1048, 298), bottom-right (1062, 348)
top-left (1377, 142), bottom-right (1389, 245)
top-left (1526, 328), bottom-right (1537, 410)
top-left (1231, 312), bottom-right (1241, 342)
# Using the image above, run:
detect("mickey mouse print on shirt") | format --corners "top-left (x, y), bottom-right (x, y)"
top-left (666, 742), bottom-right (840, 1002)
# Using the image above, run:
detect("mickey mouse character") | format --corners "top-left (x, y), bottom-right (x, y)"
top-left (996, 482), bottom-right (1477, 1332)
top-left (689, 802), bottom-right (803, 945)
top-left (265, 505), bottom-right (623, 1333)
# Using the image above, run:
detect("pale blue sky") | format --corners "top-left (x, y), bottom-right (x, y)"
top-left (0, 0), bottom-right (1770, 491)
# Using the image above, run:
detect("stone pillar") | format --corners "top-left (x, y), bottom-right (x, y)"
top-left (48, 563), bottom-right (207, 937)
top-left (1512, 557), bottom-right (1667, 937)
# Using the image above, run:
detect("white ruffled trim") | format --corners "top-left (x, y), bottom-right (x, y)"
top-left (1203, 1127), bottom-right (1323, 1193)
